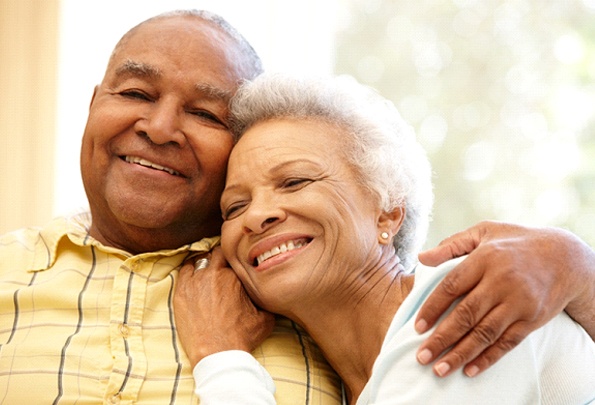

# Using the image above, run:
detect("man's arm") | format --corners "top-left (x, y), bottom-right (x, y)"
top-left (414, 221), bottom-right (595, 378)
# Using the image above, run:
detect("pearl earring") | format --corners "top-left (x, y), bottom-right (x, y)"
top-left (381, 232), bottom-right (389, 239)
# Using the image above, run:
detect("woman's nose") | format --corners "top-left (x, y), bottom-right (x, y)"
top-left (242, 197), bottom-right (286, 234)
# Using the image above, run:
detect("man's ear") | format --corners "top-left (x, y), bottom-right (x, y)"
top-left (89, 85), bottom-right (99, 110)
top-left (377, 206), bottom-right (405, 244)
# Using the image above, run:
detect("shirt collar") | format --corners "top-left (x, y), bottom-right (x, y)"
top-left (33, 211), bottom-right (220, 271)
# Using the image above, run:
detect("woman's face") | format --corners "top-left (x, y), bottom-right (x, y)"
top-left (220, 118), bottom-right (387, 313)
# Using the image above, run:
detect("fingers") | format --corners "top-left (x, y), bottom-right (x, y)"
top-left (180, 247), bottom-right (227, 279)
top-left (415, 257), bottom-right (482, 333)
top-left (175, 247), bottom-right (274, 366)
top-left (461, 322), bottom-right (528, 377)
top-left (418, 230), bottom-right (481, 267)
top-left (207, 246), bottom-right (227, 267)
top-left (415, 220), bottom-right (592, 378)
top-left (176, 258), bottom-right (200, 293)
top-left (420, 304), bottom-right (524, 377)
top-left (416, 286), bottom-right (496, 369)
top-left (418, 221), bottom-right (502, 267)
top-left (417, 267), bottom-right (545, 378)
top-left (194, 257), bottom-right (210, 271)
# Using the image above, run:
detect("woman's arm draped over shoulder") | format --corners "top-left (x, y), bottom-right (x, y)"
top-left (414, 221), bottom-right (595, 377)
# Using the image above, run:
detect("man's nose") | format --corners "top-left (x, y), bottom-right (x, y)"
top-left (136, 100), bottom-right (186, 146)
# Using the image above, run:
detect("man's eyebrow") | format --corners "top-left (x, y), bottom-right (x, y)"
top-left (195, 83), bottom-right (233, 102)
top-left (115, 59), bottom-right (162, 78)
top-left (114, 59), bottom-right (232, 102)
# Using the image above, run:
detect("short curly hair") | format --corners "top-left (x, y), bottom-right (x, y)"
top-left (230, 73), bottom-right (433, 270)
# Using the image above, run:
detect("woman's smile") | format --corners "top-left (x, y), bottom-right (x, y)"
top-left (253, 237), bottom-right (312, 268)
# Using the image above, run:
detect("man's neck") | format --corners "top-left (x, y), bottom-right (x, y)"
top-left (87, 221), bottom-right (217, 254)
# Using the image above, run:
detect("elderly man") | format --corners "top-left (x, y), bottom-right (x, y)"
top-left (1, 10), bottom-right (335, 404)
top-left (0, 9), bottom-right (593, 404)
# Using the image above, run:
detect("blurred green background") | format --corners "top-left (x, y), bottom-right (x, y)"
top-left (2, 0), bottom-right (593, 248)
top-left (334, 0), bottom-right (595, 247)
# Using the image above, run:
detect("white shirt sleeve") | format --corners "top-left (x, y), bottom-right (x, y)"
top-left (358, 258), bottom-right (595, 405)
top-left (193, 350), bottom-right (277, 404)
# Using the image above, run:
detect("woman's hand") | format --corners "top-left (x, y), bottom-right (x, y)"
top-left (174, 246), bottom-right (275, 368)
top-left (414, 221), bottom-right (595, 377)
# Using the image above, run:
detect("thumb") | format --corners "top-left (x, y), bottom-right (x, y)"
top-left (419, 229), bottom-right (481, 266)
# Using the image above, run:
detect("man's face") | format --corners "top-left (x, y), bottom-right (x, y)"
top-left (80, 16), bottom-right (252, 252)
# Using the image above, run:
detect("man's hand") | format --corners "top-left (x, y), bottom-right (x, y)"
top-left (414, 221), bottom-right (595, 377)
top-left (174, 247), bottom-right (275, 368)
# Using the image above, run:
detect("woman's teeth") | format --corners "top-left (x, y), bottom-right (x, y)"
top-left (256, 239), bottom-right (308, 266)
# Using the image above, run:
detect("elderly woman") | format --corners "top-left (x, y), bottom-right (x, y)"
top-left (176, 74), bottom-right (595, 404)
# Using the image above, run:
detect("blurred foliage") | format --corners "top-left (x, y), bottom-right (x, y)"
top-left (334, 0), bottom-right (595, 248)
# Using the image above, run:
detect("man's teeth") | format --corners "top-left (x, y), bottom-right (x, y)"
top-left (125, 156), bottom-right (180, 176)
top-left (257, 240), bottom-right (307, 266)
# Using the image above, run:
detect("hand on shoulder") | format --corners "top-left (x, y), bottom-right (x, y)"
top-left (414, 220), bottom-right (595, 377)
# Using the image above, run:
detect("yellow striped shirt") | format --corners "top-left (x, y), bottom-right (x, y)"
top-left (0, 213), bottom-right (341, 404)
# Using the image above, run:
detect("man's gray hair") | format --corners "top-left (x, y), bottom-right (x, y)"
top-left (111, 9), bottom-right (263, 79)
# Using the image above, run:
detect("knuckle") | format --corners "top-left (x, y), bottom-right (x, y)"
top-left (470, 321), bottom-right (499, 346)
top-left (430, 332), bottom-right (453, 351)
top-left (438, 273), bottom-right (464, 298)
top-left (442, 347), bottom-right (470, 369)
top-left (452, 301), bottom-right (480, 331)
top-left (452, 351), bottom-right (470, 366)
top-left (495, 329), bottom-right (525, 352)
top-left (471, 351), bottom-right (499, 372)
top-left (523, 302), bottom-right (543, 322)
top-left (473, 333), bottom-right (524, 371)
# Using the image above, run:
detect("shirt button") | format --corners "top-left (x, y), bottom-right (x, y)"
top-left (109, 393), bottom-right (121, 404)
top-left (119, 323), bottom-right (130, 338)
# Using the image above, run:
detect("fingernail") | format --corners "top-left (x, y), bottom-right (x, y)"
top-left (416, 348), bottom-right (432, 364)
top-left (434, 362), bottom-right (450, 377)
top-left (415, 319), bottom-right (428, 333)
top-left (465, 365), bottom-right (479, 378)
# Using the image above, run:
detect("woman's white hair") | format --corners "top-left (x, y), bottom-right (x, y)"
top-left (230, 73), bottom-right (433, 270)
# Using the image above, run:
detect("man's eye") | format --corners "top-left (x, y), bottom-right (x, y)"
top-left (120, 90), bottom-right (151, 101)
top-left (189, 110), bottom-right (226, 126)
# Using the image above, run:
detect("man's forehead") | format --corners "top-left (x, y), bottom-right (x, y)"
top-left (106, 15), bottom-right (253, 99)
top-left (111, 16), bottom-right (211, 59)
top-left (127, 15), bottom-right (217, 44)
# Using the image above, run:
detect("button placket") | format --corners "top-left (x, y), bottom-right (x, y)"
top-left (118, 323), bottom-right (130, 338)
top-left (108, 392), bottom-right (121, 404)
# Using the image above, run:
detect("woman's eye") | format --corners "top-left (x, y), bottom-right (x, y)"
top-left (283, 178), bottom-right (312, 189)
top-left (223, 203), bottom-right (247, 221)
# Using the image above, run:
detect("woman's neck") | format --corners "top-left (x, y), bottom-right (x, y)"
top-left (285, 256), bottom-right (415, 403)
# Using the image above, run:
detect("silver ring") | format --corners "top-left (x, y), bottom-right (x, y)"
top-left (194, 257), bottom-right (210, 272)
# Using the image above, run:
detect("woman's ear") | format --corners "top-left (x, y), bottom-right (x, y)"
top-left (377, 207), bottom-right (405, 244)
